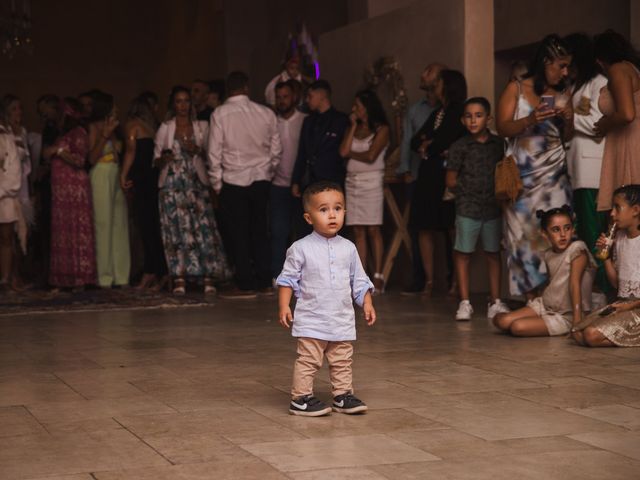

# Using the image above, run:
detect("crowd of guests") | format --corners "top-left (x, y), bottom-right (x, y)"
top-left (0, 29), bottom-right (639, 348)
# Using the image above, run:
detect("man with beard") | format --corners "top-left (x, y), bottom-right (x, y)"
top-left (270, 80), bottom-right (307, 280)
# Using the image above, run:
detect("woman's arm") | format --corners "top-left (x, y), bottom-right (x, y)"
top-left (496, 81), bottom-right (555, 137)
top-left (445, 170), bottom-right (458, 189)
top-left (120, 122), bottom-right (137, 190)
top-left (339, 117), bottom-right (357, 158)
top-left (568, 251), bottom-right (588, 325)
top-left (347, 125), bottom-right (390, 164)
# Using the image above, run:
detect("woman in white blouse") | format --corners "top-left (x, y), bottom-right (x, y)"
top-left (565, 33), bottom-right (609, 291)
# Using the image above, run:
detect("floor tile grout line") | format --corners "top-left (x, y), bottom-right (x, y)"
top-left (52, 372), bottom-right (91, 401)
top-left (111, 416), bottom-right (177, 466)
top-left (21, 404), bottom-right (52, 435)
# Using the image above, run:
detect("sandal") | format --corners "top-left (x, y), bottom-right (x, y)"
top-left (204, 278), bottom-right (216, 295)
top-left (172, 277), bottom-right (186, 296)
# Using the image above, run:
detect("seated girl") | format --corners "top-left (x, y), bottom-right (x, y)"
top-left (572, 185), bottom-right (640, 347)
top-left (494, 205), bottom-right (596, 336)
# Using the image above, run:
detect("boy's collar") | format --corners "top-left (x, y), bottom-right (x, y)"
top-left (311, 230), bottom-right (339, 241)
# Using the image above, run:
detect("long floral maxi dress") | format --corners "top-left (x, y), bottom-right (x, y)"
top-left (158, 136), bottom-right (230, 279)
top-left (504, 94), bottom-right (572, 295)
top-left (50, 127), bottom-right (97, 287)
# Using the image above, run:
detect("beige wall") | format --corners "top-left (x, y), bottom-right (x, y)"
top-left (495, 0), bottom-right (630, 51)
top-left (320, 0), bottom-right (466, 113)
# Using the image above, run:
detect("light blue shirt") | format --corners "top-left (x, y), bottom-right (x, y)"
top-left (276, 231), bottom-right (374, 342)
top-left (397, 99), bottom-right (435, 179)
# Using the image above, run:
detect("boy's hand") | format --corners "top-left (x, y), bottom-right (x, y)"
top-left (279, 306), bottom-right (293, 328)
top-left (363, 301), bottom-right (376, 326)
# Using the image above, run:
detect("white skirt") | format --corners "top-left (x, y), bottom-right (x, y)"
top-left (345, 170), bottom-right (384, 226)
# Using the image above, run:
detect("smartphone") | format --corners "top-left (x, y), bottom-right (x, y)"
top-left (598, 305), bottom-right (616, 317)
top-left (540, 95), bottom-right (555, 110)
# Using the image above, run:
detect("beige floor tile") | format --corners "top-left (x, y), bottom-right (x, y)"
top-left (371, 450), bottom-right (640, 479)
top-left (505, 383), bottom-right (640, 409)
top-left (288, 467), bottom-right (389, 479)
top-left (0, 375), bottom-right (85, 406)
top-left (0, 406), bottom-right (46, 438)
top-left (23, 475), bottom-right (93, 480)
top-left (0, 429), bottom-right (168, 479)
top-left (569, 430), bottom-right (640, 460)
top-left (92, 458), bottom-right (288, 479)
top-left (142, 432), bottom-right (254, 464)
top-left (566, 404), bottom-right (640, 429)
top-left (26, 395), bottom-right (176, 425)
top-left (241, 433), bottom-right (439, 472)
top-left (408, 391), bottom-right (623, 440)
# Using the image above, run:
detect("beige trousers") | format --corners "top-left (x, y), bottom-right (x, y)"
top-left (291, 337), bottom-right (354, 399)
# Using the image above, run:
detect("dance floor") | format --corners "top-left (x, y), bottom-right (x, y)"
top-left (1, 293), bottom-right (639, 479)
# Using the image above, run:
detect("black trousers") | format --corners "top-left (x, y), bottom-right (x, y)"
top-left (133, 179), bottom-right (167, 277)
top-left (220, 181), bottom-right (271, 290)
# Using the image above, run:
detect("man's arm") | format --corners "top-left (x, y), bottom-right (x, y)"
top-left (207, 113), bottom-right (224, 193)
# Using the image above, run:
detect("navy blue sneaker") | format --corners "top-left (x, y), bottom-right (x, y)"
top-left (332, 393), bottom-right (368, 414)
top-left (289, 395), bottom-right (332, 417)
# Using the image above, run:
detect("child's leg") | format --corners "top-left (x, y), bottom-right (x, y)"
top-left (582, 326), bottom-right (615, 347)
top-left (453, 216), bottom-right (480, 301)
top-left (291, 338), bottom-right (327, 399)
top-left (485, 252), bottom-right (501, 301)
top-left (325, 341), bottom-right (353, 397)
top-left (509, 317), bottom-right (550, 337)
top-left (493, 306), bottom-right (538, 331)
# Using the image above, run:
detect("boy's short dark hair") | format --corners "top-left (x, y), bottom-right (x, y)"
top-left (463, 96), bottom-right (491, 115)
top-left (226, 71), bottom-right (249, 92)
top-left (302, 181), bottom-right (344, 211)
top-left (308, 79), bottom-right (332, 96)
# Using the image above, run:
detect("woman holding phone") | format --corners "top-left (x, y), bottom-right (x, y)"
top-left (88, 91), bottom-right (131, 288)
top-left (154, 86), bottom-right (230, 295)
top-left (496, 34), bottom-right (575, 298)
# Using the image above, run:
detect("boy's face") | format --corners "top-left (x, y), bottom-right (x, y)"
top-left (462, 103), bottom-right (490, 136)
top-left (303, 190), bottom-right (345, 238)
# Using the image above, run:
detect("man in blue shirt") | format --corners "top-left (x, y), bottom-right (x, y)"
top-left (396, 63), bottom-right (446, 294)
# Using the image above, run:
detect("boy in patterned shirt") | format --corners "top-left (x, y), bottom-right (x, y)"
top-left (446, 97), bottom-right (511, 322)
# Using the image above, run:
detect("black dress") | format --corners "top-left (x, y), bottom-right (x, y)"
top-left (409, 103), bottom-right (466, 231)
top-left (129, 137), bottom-right (167, 277)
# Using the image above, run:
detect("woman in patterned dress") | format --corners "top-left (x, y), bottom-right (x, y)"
top-left (496, 35), bottom-right (575, 297)
top-left (155, 86), bottom-right (230, 295)
top-left (46, 98), bottom-right (96, 289)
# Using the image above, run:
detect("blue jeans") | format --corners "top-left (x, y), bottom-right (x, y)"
top-left (270, 185), bottom-right (296, 278)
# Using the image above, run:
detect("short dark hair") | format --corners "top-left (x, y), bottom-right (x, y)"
top-left (138, 91), bottom-right (159, 107)
top-left (463, 97), bottom-right (491, 115)
top-left (535, 204), bottom-right (573, 230)
top-left (308, 79), bottom-right (332, 96)
top-left (226, 71), bottom-right (249, 92)
top-left (440, 70), bottom-right (467, 107)
top-left (208, 79), bottom-right (226, 100)
top-left (275, 81), bottom-right (293, 93)
top-left (192, 78), bottom-right (209, 89)
top-left (302, 181), bottom-right (344, 211)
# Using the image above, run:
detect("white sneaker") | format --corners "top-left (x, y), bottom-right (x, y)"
top-left (487, 299), bottom-right (510, 320)
top-left (455, 300), bottom-right (474, 321)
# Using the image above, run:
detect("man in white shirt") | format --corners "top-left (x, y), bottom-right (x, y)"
top-left (208, 71), bottom-right (282, 298)
top-left (271, 80), bottom-right (307, 280)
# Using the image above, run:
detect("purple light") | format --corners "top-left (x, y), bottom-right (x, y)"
top-left (314, 62), bottom-right (320, 80)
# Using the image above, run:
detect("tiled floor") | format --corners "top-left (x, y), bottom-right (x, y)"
top-left (1, 293), bottom-right (639, 479)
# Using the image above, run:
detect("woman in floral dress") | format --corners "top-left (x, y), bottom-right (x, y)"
top-left (46, 98), bottom-right (96, 289)
top-left (154, 86), bottom-right (230, 295)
